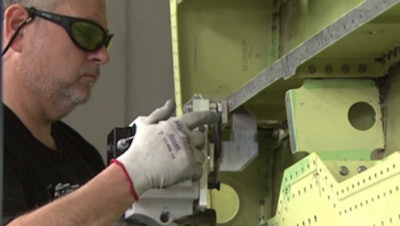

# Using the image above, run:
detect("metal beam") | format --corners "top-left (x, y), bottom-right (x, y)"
top-left (227, 0), bottom-right (400, 112)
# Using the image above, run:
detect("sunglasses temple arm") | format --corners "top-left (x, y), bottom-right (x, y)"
top-left (2, 17), bottom-right (34, 56)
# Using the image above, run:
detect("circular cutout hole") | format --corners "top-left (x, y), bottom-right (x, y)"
top-left (348, 102), bottom-right (376, 130)
top-left (209, 183), bottom-right (240, 224)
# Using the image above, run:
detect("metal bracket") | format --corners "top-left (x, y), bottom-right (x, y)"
top-left (220, 106), bottom-right (259, 172)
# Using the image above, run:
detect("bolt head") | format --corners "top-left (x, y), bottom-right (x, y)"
top-left (339, 166), bottom-right (349, 176)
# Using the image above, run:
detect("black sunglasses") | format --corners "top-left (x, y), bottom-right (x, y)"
top-left (26, 7), bottom-right (114, 52)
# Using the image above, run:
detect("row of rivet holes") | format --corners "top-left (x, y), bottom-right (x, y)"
top-left (337, 185), bottom-right (399, 216)
top-left (307, 64), bottom-right (368, 74)
top-left (335, 163), bottom-right (397, 196)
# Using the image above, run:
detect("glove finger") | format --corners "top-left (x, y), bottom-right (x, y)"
top-left (188, 130), bottom-right (206, 150)
top-left (180, 111), bottom-right (220, 130)
top-left (145, 99), bottom-right (176, 124)
top-left (193, 148), bottom-right (205, 164)
top-left (191, 164), bottom-right (203, 181)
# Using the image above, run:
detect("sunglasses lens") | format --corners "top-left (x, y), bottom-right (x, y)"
top-left (71, 22), bottom-right (104, 51)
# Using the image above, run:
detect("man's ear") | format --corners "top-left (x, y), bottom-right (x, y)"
top-left (3, 5), bottom-right (32, 53)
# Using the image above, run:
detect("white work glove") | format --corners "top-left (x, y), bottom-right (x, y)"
top-left (112, 100), bottom-right (220, 201)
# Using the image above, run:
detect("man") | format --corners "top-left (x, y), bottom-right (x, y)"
top-left (2, 0), bottom-right (220, 225)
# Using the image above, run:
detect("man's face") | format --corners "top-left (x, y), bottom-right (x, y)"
top-left (15, 0), bottom-right (110, 112)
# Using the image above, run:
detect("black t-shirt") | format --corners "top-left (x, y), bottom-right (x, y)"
top-left (2, 105), bottom-right (106, 224)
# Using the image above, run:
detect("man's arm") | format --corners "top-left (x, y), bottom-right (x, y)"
top-left (6, 100), bottom-right (220, 226)
top-left (7, 164), bottom-right (133, 226)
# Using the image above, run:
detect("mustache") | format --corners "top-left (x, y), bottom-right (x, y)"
top-left (80, 67), bottom-right (100, 78)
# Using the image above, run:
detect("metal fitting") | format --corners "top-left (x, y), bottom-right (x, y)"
top-left (357, 165), bottom-right (367, 173)
top-left (339, 166), bottom-right (349, 176)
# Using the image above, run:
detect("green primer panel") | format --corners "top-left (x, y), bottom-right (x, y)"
top-left (177, 0), bottom-right (274, 103)
top-left (286, 79), bottom-right (384, 159)
top-left (268, 152), bottom-right (400, 225)
top-left (279, 0), bottom-right (363, 56)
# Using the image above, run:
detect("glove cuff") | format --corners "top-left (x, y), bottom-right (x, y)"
top-left (111, 159), bottom-right (140, 201)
